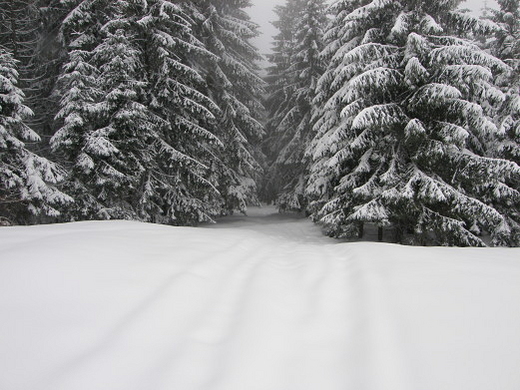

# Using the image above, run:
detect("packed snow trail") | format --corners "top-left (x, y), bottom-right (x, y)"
top-left (1, 207), bottom-right (520, 390)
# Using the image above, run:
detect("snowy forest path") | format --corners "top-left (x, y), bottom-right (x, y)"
top-left (204, 206), bottom-right (411, 390)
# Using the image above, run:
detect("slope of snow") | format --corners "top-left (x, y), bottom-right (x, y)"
top-left (0, 206), bottom-right (519, 390)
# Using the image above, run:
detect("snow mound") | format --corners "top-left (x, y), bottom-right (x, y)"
top-left (1, 207), bottom-right (519, 390)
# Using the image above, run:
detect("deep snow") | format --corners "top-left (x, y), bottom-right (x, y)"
top-left (0, 206), bottom-right (519, 390)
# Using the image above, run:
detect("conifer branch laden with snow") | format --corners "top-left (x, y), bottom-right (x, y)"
top-left (486, 0), bottom-right (520, 244)
top-left (1, 49), bottom-right (72, 224)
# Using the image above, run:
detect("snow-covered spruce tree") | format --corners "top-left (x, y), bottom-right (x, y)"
top-left (186, 0), bottom-right (265, 214)
top-left (491, 0), bottom-right (520, 66)
top-left (0, 0), bottom-right (61, 141)
top-left (134, 0), bottom-right (225, 224)
top-left (267, 0), bottom-right (327, 212)
top-left (92, 24), bottom-right (159, 219)
top-left (488, 0), bottom-right (520, 243)
top-left (52, 0), bottom-right (224, 224)
top-left (262, 0), bottom-right (305, 202)
top-left (55, 7), bottom-right (159, 220)
top-left (491, 0), bottom-right (519, 164)
top-left (302, 0), bottom-right (365, 219)
top-left (307, 0), bottom-right (520, 246)
top-left (51, 48), bottom-right (105, 218)
top-left (0, 1), bottom-right (39, 72)
top-left (58, 0), bottom-right (115, 51)
top-left (52, 1), bottom-right (137, 219)
top-left (0, 49), bottom-right (71, 225)
top-left (28, 1), bottom-right (75, 140)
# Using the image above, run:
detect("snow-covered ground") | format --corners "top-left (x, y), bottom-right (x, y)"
top-left (1, 206), bottom-right (519, 390)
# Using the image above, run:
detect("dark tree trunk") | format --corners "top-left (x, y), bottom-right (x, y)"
top-left (358, 222), bottom-right (364, 239)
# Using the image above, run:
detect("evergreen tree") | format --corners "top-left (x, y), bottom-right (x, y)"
top-left (488, 0), bottom-right (520, 243)
top-left (52, 0), bottom-right (134, 219)
top-left (53, 0), bottom-right (246, 224)
top-left (267, 0), bottom-right (327, 212)
top-left (136, 0), bottom-right (224, 224)
top-left (307, 0), bottom-right (520, 246)
top-left (306, 0), bottom-right (382, 233)
top-left (491, 0), bottom-right (519, 164)
top-left (0, 49), bottom-right (71, 225)
top-left (51, 48), bottom-right (105, 218)
top-left (187, 0), bottom-right (265, 214)
top-left (262, 0), bottom-right (305, 202)
top-left (0, 0), bottom-right (63, 140)
top-left (55, 7), bottom-right (158, 220)
top-left (0, 1), bottom-right (38, 69)
top-left (30, 0), bottom-right (74, 140)
top-left (491, 0), bottom-right (520, 66)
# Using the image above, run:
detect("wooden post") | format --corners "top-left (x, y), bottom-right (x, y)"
top-left (378, 226), bottom-right (383, 242)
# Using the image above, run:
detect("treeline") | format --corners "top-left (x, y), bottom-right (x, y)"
top-left (1, 0), bottom-right (264, 225)
top-left (2, 0), bottom-right (520, 247)
top-left (264, 0), bottom-right (520, 246)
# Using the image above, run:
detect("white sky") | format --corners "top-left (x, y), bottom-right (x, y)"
top-left (248, 0), bottom-right (499, 60)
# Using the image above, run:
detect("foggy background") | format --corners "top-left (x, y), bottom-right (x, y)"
top-left (248, 0), bottom-right (499, 65)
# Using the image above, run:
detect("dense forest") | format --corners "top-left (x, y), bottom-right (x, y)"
top-left (1, 0), bottom-right (519, 246)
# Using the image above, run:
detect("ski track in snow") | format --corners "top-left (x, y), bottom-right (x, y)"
top-left (1, 206), bottom-right (520, 390)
